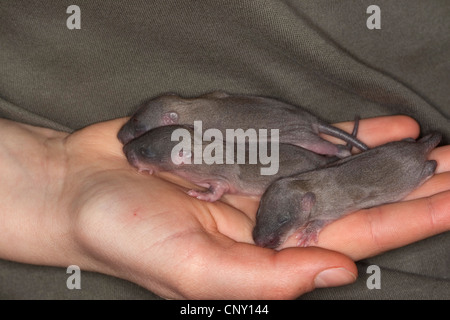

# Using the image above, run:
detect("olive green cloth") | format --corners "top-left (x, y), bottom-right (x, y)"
top-left (1, 0), bottom-right (449, 299)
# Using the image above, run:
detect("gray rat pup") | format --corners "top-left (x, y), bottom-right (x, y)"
top-left (253, 133), bottom-right (441, 249)
top-left (123, 124), bottom-right (342, 202)
top-left (118, 91), bottom-right (368, 158)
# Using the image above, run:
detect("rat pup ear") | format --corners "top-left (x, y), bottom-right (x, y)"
top-left (301, 192), bottom-right (316, 214)
top-left (162, 111), bottom-right (179, 125)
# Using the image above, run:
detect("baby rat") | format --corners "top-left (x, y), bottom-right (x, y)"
top-left (123, 124), bottom-right (342, 202)
top-left (252, 133), bottom-right (441, 249)
top-left (118, 91), bottom-right (368, 158)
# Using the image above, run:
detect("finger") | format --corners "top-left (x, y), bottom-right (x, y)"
top-left (325, 115), bottom-right (420, 148)
top-left (310, 190), bottom-right (450, 260)
top-left (206, 201), bottom-right (256, 243)
top-left (176, 240), bottom-right (357, 299)
top-left (219, 194), bottom-right (260, 219)
top-left (405, 172), bottom-right (450, 200)
top-left (68, 117), bottom-right (128, 159)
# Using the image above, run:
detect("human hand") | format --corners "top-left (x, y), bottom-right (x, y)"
top-left (0, 116), bottom-right (448, 299)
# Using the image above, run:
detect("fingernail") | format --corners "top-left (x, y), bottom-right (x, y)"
top-left (314, 268), bottom-right (356, 288)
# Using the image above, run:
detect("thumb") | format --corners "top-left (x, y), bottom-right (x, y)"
top-left (190, 243), bottom-right (357, 299)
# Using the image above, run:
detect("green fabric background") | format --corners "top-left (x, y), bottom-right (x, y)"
top-left (0, 0), bottom-right (449, 299)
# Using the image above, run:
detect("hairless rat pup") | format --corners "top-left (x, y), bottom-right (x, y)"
top-left (252, 133), bottom-right (442, 249)
top-left (123, 124), bottom-right (348, 202)
top-left (118, 91), bottom-right (368, 158)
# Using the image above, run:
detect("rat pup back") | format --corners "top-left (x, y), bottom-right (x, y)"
top-left (118, 91), bottom-right (368, 158)
top-left (253, 133), bottom-right (441, 249)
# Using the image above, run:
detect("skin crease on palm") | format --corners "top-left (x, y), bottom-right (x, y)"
top-left (0, 115), bottom-right (449, 299)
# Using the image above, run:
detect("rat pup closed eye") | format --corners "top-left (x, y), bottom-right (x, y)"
top-left (118, 91), bottom-right (368, 158)
top-left (253, 133), bottom-right (441, 249)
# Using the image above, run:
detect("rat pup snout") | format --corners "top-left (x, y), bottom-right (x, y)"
top-left (254, 234), bottom-right (281, 249)
top-left (252, 225), bottom-right (282, 249)
top-left (117, 117), bottom-right (149, 144)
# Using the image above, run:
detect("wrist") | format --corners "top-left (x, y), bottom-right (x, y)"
top-left (0, 119), bottom-right (79, 267)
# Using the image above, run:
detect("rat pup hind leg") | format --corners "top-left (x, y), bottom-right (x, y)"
top-left (289, 131), bottom-right (354, 158)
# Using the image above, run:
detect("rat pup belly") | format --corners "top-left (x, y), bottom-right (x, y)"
top-left (253, 133), bottom-right (441, 249)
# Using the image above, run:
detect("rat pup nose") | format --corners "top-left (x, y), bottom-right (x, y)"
top-left (117, 120), bottom-right (149, 145)
top-left (117, 123), bottom-right (137, 145)
top-left (253, 232), bottom-right (280, 249)
top-left (117, 129), bottom-right (133, 145)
